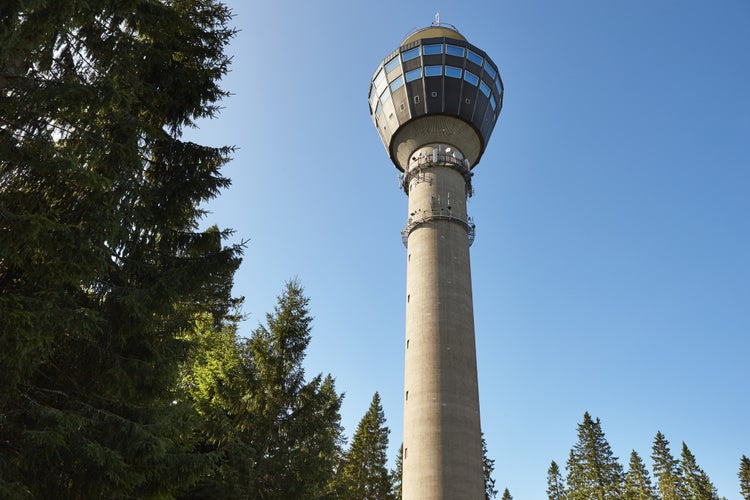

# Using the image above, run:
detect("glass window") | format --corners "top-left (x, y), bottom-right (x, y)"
top-left (446, 44), bottom-right (464, 57)
top-left (483, 63), bottom-right (496, 79)
top-left (405, 67), bottom-right (422, 82)
top-left (385, 55), bottom-right (401, 73)
top-left (379, 86), bottom-right (390, 103)
top-left (464, 70), bottom-right (479, 86)
top-left (445, 66), bottom-right (462, 79)
top-left (495, 78), bottom-right (503, 95)
top-left (490, 95), bottom-right (497, 110)
top-left (423, 44), bottom-right (442, 55)
top-left (374, 69), bottom-right (385, 88)
top-left (390, 75), bottom-right (404, 91)
top-left (425, 65), bottom-right (442, 77)
top-left (375, 101), bottom-right (382, 117)
top-left (402, 47), bottom-right (420, 62)
top-left (479, 80), bottom-right (490, 97)
top-left (467, 50), bottom-right (483, 66)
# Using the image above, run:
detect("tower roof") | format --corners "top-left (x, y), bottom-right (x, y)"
top-left (402, 25), bottom-right (466, 45)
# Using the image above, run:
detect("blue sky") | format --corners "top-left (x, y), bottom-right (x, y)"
top-left (186, 1), bottom-right (750, 497)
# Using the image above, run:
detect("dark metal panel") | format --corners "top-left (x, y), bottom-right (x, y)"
top-left (424, 76), bottom-right (443, 114)
top-left (407, 80), bottom-right (426, 116)
top-left (443, 77), bottom-right (462, 115)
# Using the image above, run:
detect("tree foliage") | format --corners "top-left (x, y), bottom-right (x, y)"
top-left (681, 442), bottom-right (718, 500)
top-left (501, 487), bottom-right (513, 500)
top-left (565, 412), bottom-right (624, 499)
top-left (483, 434), bottom-right (499, 499)
top-left (651, 431), bottom-right (685, 500)
top-left (0, 1), bottom-right (240, 497)
top-left (391, 443), bottom-right (403, 500)
top-left (340, 392), bottom-right (393, 500)
top-left (547, 460), bottom-right (567, 500)
top-left (623, 450), bottom-right (657, 500)
top-left (740, 455), bottom-right (750, 500)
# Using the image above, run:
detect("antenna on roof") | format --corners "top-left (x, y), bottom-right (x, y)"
top-left (435, 11), bottom-right (440, 26)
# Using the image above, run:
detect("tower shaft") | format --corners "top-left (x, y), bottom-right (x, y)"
top-left (402, 145), bottom-right (483, 498)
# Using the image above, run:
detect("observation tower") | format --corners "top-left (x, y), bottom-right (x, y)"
top-left (368, 20), bottom-right (504, 499)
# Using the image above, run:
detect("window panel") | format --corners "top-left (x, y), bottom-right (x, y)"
top-left (385, 55), bottom-right (401, 73)
top-left (423, 44), bottom-right (443, 55)
top-left (379, 86), bottom-right (390, 103)
top-left (405, 67), bottom-right (422, 82)
top-left (495, 78), bottom-right (503, 95)
top-left (402, 47), bottom-right (420, 61)
top-left (483, 63), bottom-right (496, 79)
top-left (425, 65), bottom-right (442, 77)
top-left (446, 44), bottom-right (464, 57)
top-left (390, 75), bottom-right (404, 91)
top-left (490, 95), bottom-right (496, 110)
top-left (464, 70), bottom-right (479, 86)
top-left (445, 66), bottom-right (462, 79)
top-left (479, 80), bottom-right (490, 97)
top-left (467, 49), bottom-right (483, 66)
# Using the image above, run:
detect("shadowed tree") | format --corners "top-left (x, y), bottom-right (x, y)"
top-left (340, 392), bottom-right (393, 500)
top-left (242, 280), bottom-right (345, 499)
top-left (651, 431), bottom-right (685, 500)
top-left (565, 412), bottom-right (624, 499)
top-left (501, 487), bottom-right (513, 500)
top-left (0, 1), bottom-right (240, 497)
top-left (391, 444), bottom-right (403, 500)
top-left (623, 450), bottom-right (657, 500)
top-left (547, 460), bottom-right (567, 500)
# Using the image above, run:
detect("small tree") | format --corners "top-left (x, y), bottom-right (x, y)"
top-left (340, 392), bottom-right (393, 500)
top-left (623, 450), bottom-right (657, 500)
top-left (547, 460), bottom-right (567, 500)
top-left (651, 431), bottom-right (685, 500)
top-left (740, 455), bottom-right (750, 500)
top-left (391, 444), bottom-right (403, 500)
top-left (566, 412), bottom-right (624, 499)
top-left (501, 487), bottom-right (513, 500)
top-left (483, 434), bottom-right (499, 499)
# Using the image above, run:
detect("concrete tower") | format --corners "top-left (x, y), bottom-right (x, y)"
top-left (368, 22), bottom-right (503, 499)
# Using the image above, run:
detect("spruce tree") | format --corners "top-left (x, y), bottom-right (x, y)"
top-left (483, 434), bottom-right (499, 499)
top-left (740, 455), bottom-right (750, 500)
top-left (501, 487), bottom-right (513, 500)
top-left (0, 1), bottom-right (240, 497)
top-left (391, 444), bottom-right (403, 500)
top-left (565, 412), bottom-right (624, 499)
top-left (340, 392), bottom-right (393, 500)
top-left (243, 280), bottom-right (345, 499)
top-left (651, 431), bottom-right (685, 500)
top-left (681, 442), bottom-right (718, 499)
top-left (623, 450), bottom-right (657, 500)
top-left (547, 460), bottom-right (567, 500)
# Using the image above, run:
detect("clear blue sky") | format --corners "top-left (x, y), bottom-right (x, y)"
top-left (186, 1), bottom-right (750, 497)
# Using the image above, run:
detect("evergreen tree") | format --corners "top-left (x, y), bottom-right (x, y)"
top-left (651, 431), bottom-right (685, 500)
top-left (483, 434), bottom-right (499, 499)
top-left (391, 444), bottom-right (403, 500)
top-left (340, 392), bottom-right (393, 500)
top-left (565, 412), bottom-right (624, 499)
top-left (242, 280), bottom-right (345, 499)
top-left (547, 460), bottom-right (567, 500)
top-left (681, 442), bottom-right (718, 500)
top-left (624, 450), bottom-right (657, 500)
top-left (501, 487), bottom-right (513, 500)
top-left (740, 455), bottom-right (750, 500)
top-left (0, 1), bottom-right (240, 497)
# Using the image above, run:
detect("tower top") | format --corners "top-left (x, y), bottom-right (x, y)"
top-left (369, 24), bottom-right (504, 171)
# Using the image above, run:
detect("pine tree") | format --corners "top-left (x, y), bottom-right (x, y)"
top-left (740, 455), bottom-right (750, 500)
top-left (391, 444), bottom-right (403, 500)
top-left (0, 1), bottom-right (240, 497)
top-left (483, 434), bottom-right (499, 499)
top-left (501, 487), bottom-right (513, 500)
top-left (623, 450), bottom-right (657, 500)
top-left (565, 412), bottom-right (624, 499)
top-left (651, 431), bottom-right (685, 500)
top-left (681, 442), bottom-right (718, 499)
top-left (547, 460), bottom-right (567, 500)
top-left (242, 280), bottom-right (345, 499)
top-left (340, 392), bottom-right (394, 500)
